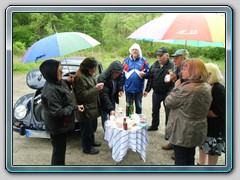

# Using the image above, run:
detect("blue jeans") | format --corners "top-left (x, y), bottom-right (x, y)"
top-left (125, 92), bottom-right (143, 114)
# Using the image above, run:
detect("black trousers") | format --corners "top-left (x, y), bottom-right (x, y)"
top-left (50, 132), bottom-right (67, 165)
top-left (151, 91), bottom-right (170, 128)
top-left (81, 118), bottom-right (97, 152)
top-left (173, 145), bottom-right (196, 165)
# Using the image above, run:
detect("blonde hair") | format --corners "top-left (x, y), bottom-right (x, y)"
top-left (205, 63), bottom-right (223, 84)
top-left (182, 58), bottom-right (209, 81)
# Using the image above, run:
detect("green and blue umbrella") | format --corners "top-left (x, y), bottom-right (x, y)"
top-left (22, 32), bottom-right (100, 63)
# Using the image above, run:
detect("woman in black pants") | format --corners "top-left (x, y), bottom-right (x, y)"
top-left (40, 59), bottom-right (84, 165)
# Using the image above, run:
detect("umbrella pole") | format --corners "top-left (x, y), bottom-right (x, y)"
top-left (184, 40), bottom-right (187, 50)
top-left (184, 40), bottom-right (188, 57)
top-left (64, 58), bottom-right (71, 73)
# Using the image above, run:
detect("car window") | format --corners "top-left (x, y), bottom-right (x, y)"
top-left (62, 65), bottom-right (79, 74)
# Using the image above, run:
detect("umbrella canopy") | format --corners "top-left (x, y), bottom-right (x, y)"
top-left (22, 32), bottom-right (100, 63)
top-left (128, 13), bottom-right (225, 47)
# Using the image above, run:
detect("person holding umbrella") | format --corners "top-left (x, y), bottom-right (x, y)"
top-left (39, 59), bottom-right (84, 165)
top-left (122, 43), bottom-right (150, 115)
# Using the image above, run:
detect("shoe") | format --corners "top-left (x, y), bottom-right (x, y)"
top-left (171, 152), bottom-right (175, 160)
top-left (148, 126), bottom-right (158, 131)
top-left (92, 141), bottom-right (101, 147)
top-left (162, 143), bottom-right (173, 150)
top-left (83, 148), bottom-right (99, 155)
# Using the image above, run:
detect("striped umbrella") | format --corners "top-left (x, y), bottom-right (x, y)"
top-left (128, 13), bottom-right (225, 48)
top-left (22, 32), bottom-right (100, 63)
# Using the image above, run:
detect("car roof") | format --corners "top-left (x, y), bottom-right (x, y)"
top-left (60, 57), bottom-right (85, 66)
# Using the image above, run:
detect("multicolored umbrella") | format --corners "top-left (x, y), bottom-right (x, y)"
top-left (22, 32), bottom-right (100, 63)
top-left (128, 13), bottom-right (225, 47)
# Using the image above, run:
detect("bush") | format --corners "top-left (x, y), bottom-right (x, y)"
top-left (13, 42), bottom-right (26, 56)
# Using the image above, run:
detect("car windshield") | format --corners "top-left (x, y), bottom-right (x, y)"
top-left (62, 65), bottom-right (79, 74)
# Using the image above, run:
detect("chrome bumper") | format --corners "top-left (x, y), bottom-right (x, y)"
top-left (13, 126), bottom-right (50, 138)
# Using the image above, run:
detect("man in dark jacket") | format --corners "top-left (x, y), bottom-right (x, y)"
top-left (143, 47), bottom-right (174, 131)
top-left (74, 57), bottom-right (104, 155)
top-left (97, 60), bottom-right (124, 130)
top-left (40, 59), bottom-right (84, 165)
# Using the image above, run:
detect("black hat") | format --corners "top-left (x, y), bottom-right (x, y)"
top-left (156, 47), bottom-right (168, 55)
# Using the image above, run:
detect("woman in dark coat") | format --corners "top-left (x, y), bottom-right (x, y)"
top-left (198, 63), bottom-right (226, 165)
top-left (74, 57), bottom-right (104, 155)
top-left (40, 59), bottom-right (84, 165)
top-left (97, 60), bottom-right (123, 130)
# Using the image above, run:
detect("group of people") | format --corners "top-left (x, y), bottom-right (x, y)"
top-left (39, 42), bottom-right (225, 166)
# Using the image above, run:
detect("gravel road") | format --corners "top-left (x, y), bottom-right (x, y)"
top-left (12, 74), bottom-right (225, 166)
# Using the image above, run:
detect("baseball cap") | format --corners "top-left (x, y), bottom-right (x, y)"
top-left (170, 49), bottom-right (189, 58)
top-left (156, 47), bottom-right (168, 55)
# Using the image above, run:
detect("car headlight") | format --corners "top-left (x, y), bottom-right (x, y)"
top-left (14, 105), bottom-right (27, 120)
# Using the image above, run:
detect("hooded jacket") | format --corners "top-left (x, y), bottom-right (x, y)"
top-left (123, 43), bottom-right (150, 93)
top-left (97, 60), bottom-right (123, 113)
top-left (40, 59), bottom-right (76, 135)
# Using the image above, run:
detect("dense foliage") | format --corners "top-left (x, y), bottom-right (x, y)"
top-left (13, 13), bottom-right (225, 73)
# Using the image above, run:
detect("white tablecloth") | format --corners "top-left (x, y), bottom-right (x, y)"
top-left (104, 120), bottom-right (149, 163)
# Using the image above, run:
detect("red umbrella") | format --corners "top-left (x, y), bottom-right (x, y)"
top-left (128, 13), bottom-right (225, 48)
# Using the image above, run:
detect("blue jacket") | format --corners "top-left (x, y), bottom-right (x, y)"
top-left (123, 56), bottom-right (150, 93)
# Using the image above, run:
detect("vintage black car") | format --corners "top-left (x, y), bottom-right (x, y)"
top-left (13, 57), bottom-right (103, 138)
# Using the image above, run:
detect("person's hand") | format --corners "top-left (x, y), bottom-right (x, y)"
top-left (170, 73), bottom-right (177, 82)
top-left (110, 110), bottom-right (115, 116)
top-left (67, 74), bottom-right (75, 83)
top-left (174, 79), bottom-right (182, 87)
top-left (139, 71), bottom-right (146, 78)
top-left (118, 91), bottom-right (124, 97)
top-left (96, 83), bottom-right (104, 91)
top-left (143, 91), bottom-right (148, 97)
top-left (78, 105), bottom-right (84, 112)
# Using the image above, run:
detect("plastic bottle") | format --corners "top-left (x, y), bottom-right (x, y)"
top-left (123, 117), bottom-right (128, 130)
